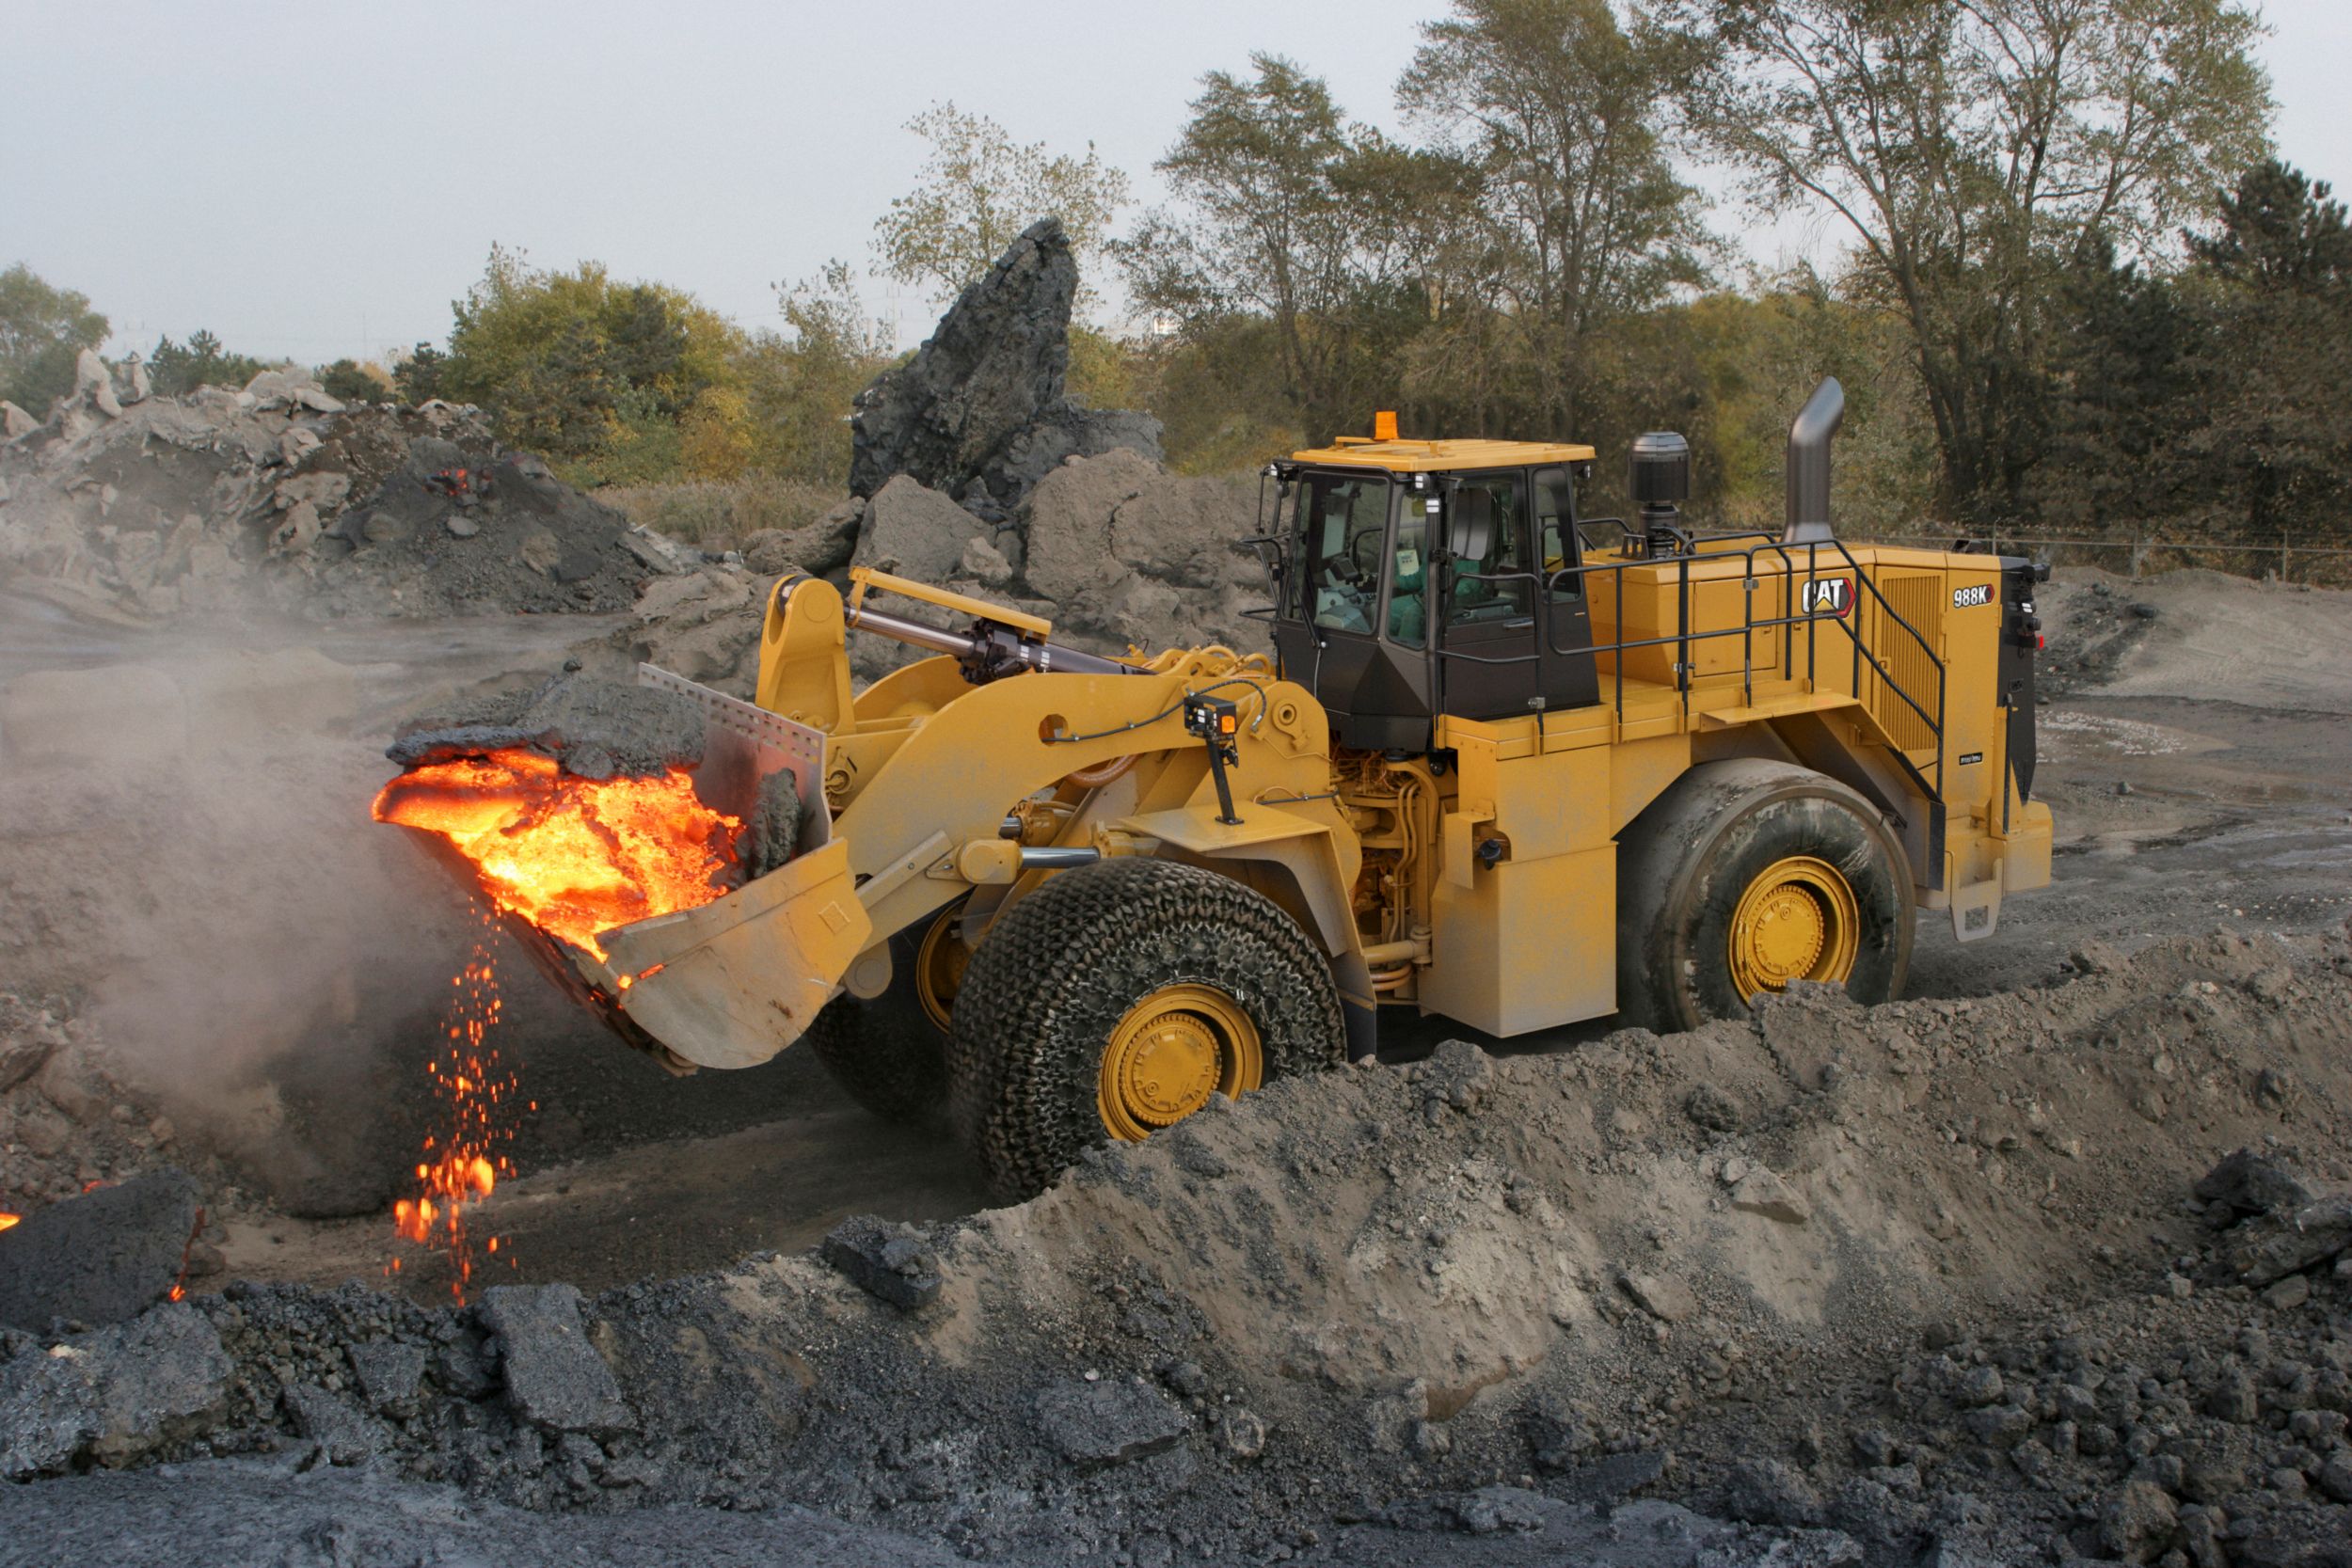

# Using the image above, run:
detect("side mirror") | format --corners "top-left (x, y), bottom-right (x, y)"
top-left (1446, 488), bottom-right (1495, 561)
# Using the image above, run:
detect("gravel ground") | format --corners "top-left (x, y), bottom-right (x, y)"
top-left (4, 564), bottom-right (2352, 1564)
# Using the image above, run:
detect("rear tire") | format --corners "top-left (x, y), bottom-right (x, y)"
top-left (1615, 759), bottom-right (1914, 1032)
top-left (949, 858), bottom-right (1344, 1203)
top-left (804, 901), bottom-right (969, 1125)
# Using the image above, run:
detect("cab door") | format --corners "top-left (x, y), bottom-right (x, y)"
top-left (1532, 466), bottom-right (1600, 710)
top-left (1438, 470), bottom-right (1540, 721)
top-left (1272, 468), bottom-right (1433, 750)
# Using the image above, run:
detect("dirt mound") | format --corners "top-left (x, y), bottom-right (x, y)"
top-left (2041, 566), bottom-right (2352, 713)
top-left (0, 360), bottom-right (692, 623)
top-left (9, 926), bottom-right (2348, 1563)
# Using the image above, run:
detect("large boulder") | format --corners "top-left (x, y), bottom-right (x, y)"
top-left (0, 1303), bottom-right (232, 1478)
top-left (0, 1170), bottom-right (203, 1334)
top-left (1022, 448), bottom-right (1159, 604)
top-left (848, 218), bottom-right (1161, 512)
top-left (1017, 451), bottom-right (1264, 657)
top-left (853, 474), bottom-right (990, 586)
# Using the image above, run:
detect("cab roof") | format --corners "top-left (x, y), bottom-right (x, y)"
top-left (1286, 436), bottom-right (1597, 473)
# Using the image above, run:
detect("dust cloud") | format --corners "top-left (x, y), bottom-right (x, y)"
top-left (0, 607), bottom-right (477, 1207)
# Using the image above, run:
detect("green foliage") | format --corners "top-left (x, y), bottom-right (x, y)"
top-left (1395, 0), bottom-right (1712, 438)
top-left (735, 261), bottom-right (899, 486)
top-left (874, 103), bottom-right (1130, 307)
top-left (316, 358), bottom-right (389, 403)
top-left (1122, 54), bottom-right (1444, 448)
top-left (0, 263), bottom-right (109, 413)
top-left (1668, 0), bottom-right (2272, 520)
top-left (2045, 161), bottom-right (2352, 576)
top-left (598, 476), bottom-right (838, 553)
top-left (392, 343), bottom-right (449, 403)
top-left (431, 245), bottom-right (745, 483)
top-left (1672, 278), bottom-right (1940, 533)
top-left (148, 330), bottom-right (268, 397)
top-left (2186, 163), bottom-right (2352, 559)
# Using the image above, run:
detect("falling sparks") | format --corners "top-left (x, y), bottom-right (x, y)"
top-left (0, 1213), bottom-right (19, 1234)
top-left (371, 748), bottom-right (740, 960)
top-left (388, 912), bottom-right (525, 1302)
top-left (372, 744), bottom-right (723, 1299)
top-left (166, 1205), bottom-right (206, 1304)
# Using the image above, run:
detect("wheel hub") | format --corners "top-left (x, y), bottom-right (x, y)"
top-left (914, 905), bottom-right (971, 1033)
top-left (1099, 984), bottom-right (1264, 1141)
top-left (1728, 855), bottom-right (1861, 1000)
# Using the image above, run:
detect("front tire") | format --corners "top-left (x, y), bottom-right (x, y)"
top-left (1616, 759), bottom-right (1914, 1032)
top-left (949, 858), bottom-right (1344, 1202)
top-left (805, 901), bottom-right (970, 1124)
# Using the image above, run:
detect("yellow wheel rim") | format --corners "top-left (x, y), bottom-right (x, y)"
top-left (1097, 984), bottom-right (1264, 1141)
top-left (914, 906), bottom-right (971, 1033)
top-left (1727, 855), bottom-right (1861, 1001)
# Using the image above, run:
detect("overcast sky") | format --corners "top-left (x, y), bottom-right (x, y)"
top-left (6, 0), bottom-right (2346, 367)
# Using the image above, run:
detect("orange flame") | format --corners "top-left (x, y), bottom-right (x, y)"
top-left (372, 748), bottom-right (740, 959)
top-left (0, 1213), bottom-right (19, 1233)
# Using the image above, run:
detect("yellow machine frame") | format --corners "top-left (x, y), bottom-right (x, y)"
top-left (567, 514), bottom-right (2050, 1074)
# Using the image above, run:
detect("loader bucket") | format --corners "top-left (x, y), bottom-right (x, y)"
top-left (386, 666), bottom-right (870, 1073)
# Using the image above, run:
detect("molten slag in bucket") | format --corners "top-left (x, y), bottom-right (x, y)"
top-left (371, 747), bottom-right (743, 959)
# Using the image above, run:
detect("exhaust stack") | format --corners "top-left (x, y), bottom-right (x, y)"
top-left (1784, 378), bottom-right (1844, 546)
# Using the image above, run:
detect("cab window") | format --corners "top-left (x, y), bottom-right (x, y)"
top-left (1388, 505), bottom-right (1430, 648)
top-left (1444, 474), bottom-right (1532, 629)
top-left (1293, 473), bottom-right (1392, 635)
top-left (1534, 467), bottom-right (1581, 600)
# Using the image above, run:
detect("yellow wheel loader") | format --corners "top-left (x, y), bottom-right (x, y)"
top-left (389, 381), bottom-right (2053, 1201)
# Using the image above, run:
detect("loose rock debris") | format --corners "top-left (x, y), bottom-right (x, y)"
top-left (0, 362), bottom-right (681, 622)
top-left (5, 925), bottom-right (2349, 1565)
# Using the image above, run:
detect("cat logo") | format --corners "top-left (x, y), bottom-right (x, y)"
top-left (1801, 577), bottom-right (1853, 618)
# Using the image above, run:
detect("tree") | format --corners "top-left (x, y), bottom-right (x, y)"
top-left (1675, 272), bottom-right (1940, 531)
top-left (0, 263), bottom-right (108, 413)
top-left (736, 260), bottom-right (899, 485)
top-left (148, 330), bottom-right (268, 396)
top-left (2179, 162), bottom-right (2352, 559)
top-left (429, 245), bottom-right (744, 478)
top-left (392, 343), bottom-right (449, 404)
top-left (1669, 0), bottom-right (2271, 519)
top-left (873, 103), bottom-right (1130, 306)
top-left (2040, 239), bottom-right (2199, 536)
top-left (1396, 0), bottom-right (1710, 440)
top-left (1124, 55), bottom-right (1441, 444)
top-left (316, 358), bottom-right (391, 403)
top-left (2035, 160), bottom-right (2352, 577)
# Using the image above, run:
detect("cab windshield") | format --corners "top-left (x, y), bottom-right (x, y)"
top-left (1292, 471), bottom-right (1393, 636)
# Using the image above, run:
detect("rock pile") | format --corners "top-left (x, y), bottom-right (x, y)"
top-left (0, 994), bottom-right (200, 1212)
top-left (7, 925), bottom-right (2348, 1565)
top-left (847, 218), bottom-right (1162, 517)
top-left (664, 217), bottom-right (1269, 687)
top-left (0, 356), bottom-right (691, 622)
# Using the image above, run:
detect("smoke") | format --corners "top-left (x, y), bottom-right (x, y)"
top-left (0, 606), bottom-right (501, 1211)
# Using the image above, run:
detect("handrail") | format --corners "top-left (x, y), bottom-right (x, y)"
top-left (1432, 538), bottom-right (1949, 797)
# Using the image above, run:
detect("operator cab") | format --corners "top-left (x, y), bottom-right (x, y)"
top-left (1258, 424), bottom-right (1601, 752)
